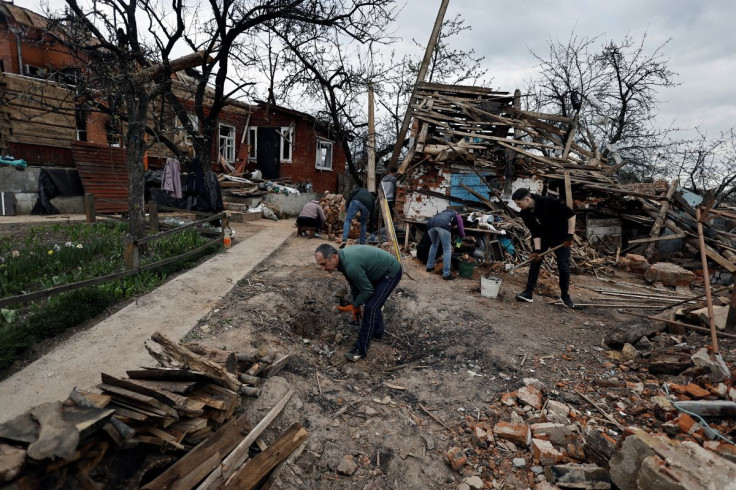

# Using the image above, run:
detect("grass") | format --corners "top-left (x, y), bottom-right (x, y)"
top-left (0, 220), bottom-right (218, 373)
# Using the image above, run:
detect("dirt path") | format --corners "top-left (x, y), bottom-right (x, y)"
top-left (190, 235), bottom-right (644, 489)
top-left (0, 218), bottom-right (294, 420)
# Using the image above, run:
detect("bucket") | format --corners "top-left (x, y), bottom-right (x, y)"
top-left (458, 260), bottom-right (476, 279)
top-left (481, 275), bottom-right (502, 298)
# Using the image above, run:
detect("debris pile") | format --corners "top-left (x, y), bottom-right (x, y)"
top-left (0, 332), bottom-right (304, 489)
top-left (442, 329), bottom-right (736, 489)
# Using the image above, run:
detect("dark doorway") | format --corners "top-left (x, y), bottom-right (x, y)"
top-left (257, 127), bottom-right (280, 179)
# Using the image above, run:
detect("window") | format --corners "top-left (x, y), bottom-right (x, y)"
top-left (280, 126), bottom-right (293, 162)
top-left (175, 113), bottom-right (198, 146)
top-left (106, 119), bottom-right (122, 147)
top-left (24, 64), bottom-right (46, 78)
top-left (219, 123), bottom-right (236, 162)
top-left (316, 139), bottom-right (333, 171)
top-left (75, 110), bottom-right (87, 142)
top-left (247, 127), bottom-right (257, 160)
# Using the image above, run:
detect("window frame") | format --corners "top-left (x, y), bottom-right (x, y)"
top-left (247, 127), bottom-right (258, 160)
top-left (280, 126), bottom-right (294, 163)
top-left (175, 113), bottom-right (198, 146)
top-left (315, 138), bottom-right (333, 171)
top-left (219, 122), bottom-right (236, 163)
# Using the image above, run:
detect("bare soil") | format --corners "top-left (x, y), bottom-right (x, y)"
top-left (181, 234), bottom-right (705, 489)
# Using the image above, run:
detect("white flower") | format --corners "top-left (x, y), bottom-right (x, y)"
top-left (12, 250), bottom-right (20, 258)
top-left (53, 244), bottom-right (61, 252)
top-left (76, 244), bottom-right (83, 249)
top-left (65, 241), bottom-right (73, 247)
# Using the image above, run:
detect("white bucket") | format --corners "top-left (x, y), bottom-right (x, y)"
top-left (481, 275), bottom-right (502, 298)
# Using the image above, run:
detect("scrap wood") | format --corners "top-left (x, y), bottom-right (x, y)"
top-left (418, 403), bottom-right (453, 431)
top-left (223, 423), bottom-right (308, 489)
top-left (27, 401), bottom-right (79, 461)
top-left (576, 392), bottom-right (625, 431)
top-left (621, 311), bottom-right (736, 340)
top-left (149, 332), bottom-right (241, 392)
top-left (197, 389), bottom-right (295, 489)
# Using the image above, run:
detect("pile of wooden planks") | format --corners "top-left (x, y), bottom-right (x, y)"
top-left (0, 332), bottom-right (300, 489)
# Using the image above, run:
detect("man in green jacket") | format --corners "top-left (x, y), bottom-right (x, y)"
top-left (315, 244), bottom-right (402, 361)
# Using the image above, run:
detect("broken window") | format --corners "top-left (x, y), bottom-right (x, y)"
top-left (280, 126), bottom-right (293, 162)
top-left (219, 123), bottom-right (236, 162)
top-left (247, 127), bottom-right (257, 160)
top-left (106, 119), bottom-right (122, 147)
top-left (316, 139), bottom-right (333, 171)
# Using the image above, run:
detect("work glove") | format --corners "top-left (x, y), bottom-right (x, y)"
top-left (530, 249), bottom-right (543, 262)
top-left (563, 233), bottom-right (575, 247)
top-left (337, 304), bottom-right (362, 322)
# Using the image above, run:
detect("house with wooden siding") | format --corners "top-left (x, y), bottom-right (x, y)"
top-left (0, 1), bottom-right (343, 210)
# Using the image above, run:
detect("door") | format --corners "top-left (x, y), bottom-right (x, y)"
top-left (257, 127), bottom-right (280, 179)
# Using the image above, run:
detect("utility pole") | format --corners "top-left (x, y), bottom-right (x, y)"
top-left (367, 85), bottom-right (376, 193)
top-left (387, 0), bottom-right (450, 172)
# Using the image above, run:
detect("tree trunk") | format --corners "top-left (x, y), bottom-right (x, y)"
top-left (125, 88), bottom-right (149, 240)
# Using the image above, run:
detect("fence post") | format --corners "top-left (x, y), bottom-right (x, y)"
top-left (123, 234), bottom-right (140, 270)
top-left (85, 193), bottom-right (96, 223)
top-left (148, 200), bottom-right (159, 233)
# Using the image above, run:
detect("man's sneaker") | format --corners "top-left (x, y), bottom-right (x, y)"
top-left (372, 332), bottom-right (383, 341)
top-left (339, 242), bottom-right (347, 249)
top-left (516, 291), bottom-right (533, 303)
top-left (443, 274), bottom-right (455, 281)
top-left (344, 347), bottom-right (364, 362)
top-left (426, 267), bottom-right (433, 273)
top-left (560, 295), bottom-right (575, 308)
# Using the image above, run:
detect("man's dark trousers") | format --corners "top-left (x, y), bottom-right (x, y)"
top-left (524, 240), bottom-right (571, 296)
top-left (355, 269), bottom-right (403, 355)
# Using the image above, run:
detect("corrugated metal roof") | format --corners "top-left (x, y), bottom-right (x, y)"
top-left (71, 142), bottom-right (129, 213)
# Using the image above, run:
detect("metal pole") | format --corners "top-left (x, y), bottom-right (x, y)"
top-left (388, 0), bottom-right (450, 172)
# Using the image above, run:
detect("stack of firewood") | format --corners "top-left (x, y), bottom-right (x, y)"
top-left (0, 332), bottom-right (303, 489)
top-left (319, 193), bottom-right (345, 236)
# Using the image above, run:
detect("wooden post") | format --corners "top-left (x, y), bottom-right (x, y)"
top-left (562, 113), bottom-right (579, 159)
top-left (726, 287), bottom-right (736, 331)
top-left (563, 171), bottom-right (573, 209)
top-left (696, 207), bottom-right (719, 353)
top-left (367, 85), bottom-right (376, 193)
top-left (85, 193), bottom-right (96, 223)
top-left (148, 201), bottom-right (159, 233)
top-left (644, 179), bottom-right (678, 258)
top-left (123, 234), bottom-right (139, 270)
top-left (387, 0), bottom-right (450, 171)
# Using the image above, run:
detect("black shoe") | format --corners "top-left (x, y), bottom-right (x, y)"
top-left (426, 267), bottom-right (433, 273)
top-left (372, 332), bottom-right (383, 341)
top-left (344, 347), bottom-right (364, 362)
top-left (339, 242), bottom-right (347, 249)
top-left (560, 295), bottom-right (575, 308)
top-left (443, 274), bottom-right (455, 281)
top-left (516, 291), bottom-right (533, 303)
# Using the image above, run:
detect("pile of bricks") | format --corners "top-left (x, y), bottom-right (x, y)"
top-left (444, 343), bottom-right (736, 489)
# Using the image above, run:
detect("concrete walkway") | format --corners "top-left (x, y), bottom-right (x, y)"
top-left (0, 219), bottom-right (295, 421)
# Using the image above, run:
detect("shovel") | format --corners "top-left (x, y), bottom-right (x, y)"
top-left (507, 243), bottom-right (566, 274)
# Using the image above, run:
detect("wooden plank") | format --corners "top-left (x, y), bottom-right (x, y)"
top-left (142, 413), bottom-right (253, 490)
top-left (150, 332), bottom-right (241, 392)
top-left (644, 179), bottom-right (679, 258)
top-left (187, 384), bottom-right (240, 414)
top-left (197, 390), bottom-right (294, 489)
top-left (181, 343), bottom-right (237, 373)
top-left (563, 171), bottom-right (573, 209)
top-left (101, 373), bottom-right (189, 410)
top-left (0, 443), bottom-right (26, 483)
top-left (61, 405), bottom-right (116, 440)
top-left (0, 412), bottom-right (38, 444)
top-left (99, 383), bottom-right (180, 419)
top-left (628, 233), bottom-right (686, 244)
top-left (224, 423), bottom-right (309, 489)
top-left (69, 388), bottom-right (112, 409)
top-left (129, 379), bottom-right (200, 395)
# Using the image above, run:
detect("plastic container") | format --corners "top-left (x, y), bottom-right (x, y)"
top-left (458, 260), bottom-right (476, 279)
top-left (223, 228), bottom-right (233, 249)
top-left (481, 275), bottom-right (502, 298)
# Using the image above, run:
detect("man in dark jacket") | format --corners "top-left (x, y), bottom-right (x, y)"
top-left (340, 187), bottom-right (375, 247)
top-left (426, 209), bottom-right (465, 280)
top-left (512, 188), bottom-right (576, 308)
top-left (315, 244), bottom-right (402, 361)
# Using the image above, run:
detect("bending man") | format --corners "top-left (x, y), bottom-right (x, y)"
top-left (340, 187), bottom-right (374, 248)
top-left (426, 209), bottom-right (465, 280)
top-left (512, 188), bottom-right (576, 308)
top-left (315, 244), bottom-right (402, 361)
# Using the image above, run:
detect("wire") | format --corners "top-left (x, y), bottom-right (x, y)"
top-left (663, 383), bottom-right (735, 446)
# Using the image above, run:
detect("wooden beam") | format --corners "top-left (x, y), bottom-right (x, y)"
top-left (224, 423), bottom-right (308, 489)
top-left (367, 86), bottom-right (376, 193)
top-left (628, 233), bottom-right (686, 244)
top-left (644, 179), bottom-right (679, 258)
top-left (563, 171), bottom-right (573, 209)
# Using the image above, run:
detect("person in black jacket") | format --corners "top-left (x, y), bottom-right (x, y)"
top-left (512, 188), bottom-right (576, 308)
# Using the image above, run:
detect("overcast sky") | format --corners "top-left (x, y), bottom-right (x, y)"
top-left (394, 0), bottom-right (736, 139)
top-left (21, 0), bottom-right (736, 138)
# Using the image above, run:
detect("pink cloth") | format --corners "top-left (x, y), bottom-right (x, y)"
top-left (162, 158), bottom-right (182, 198)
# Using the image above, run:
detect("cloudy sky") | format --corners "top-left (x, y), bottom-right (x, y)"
top-left (22, 0), bottom-right (735, 138)
top-left (393, 0), bottom-right (736, 138)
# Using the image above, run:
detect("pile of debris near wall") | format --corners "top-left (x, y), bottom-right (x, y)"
top-left (0, 333), bottom-right (304, 489)
top-left (395, 81), bottom-right (736, 302)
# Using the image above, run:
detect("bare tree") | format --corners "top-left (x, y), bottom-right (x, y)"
top-left (672, 129), bottom-right (736, 205)
top-left (527, 31), bottom-right (678, 177)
